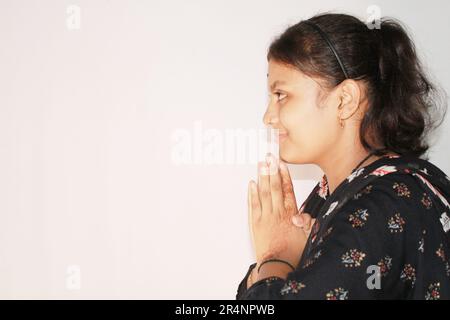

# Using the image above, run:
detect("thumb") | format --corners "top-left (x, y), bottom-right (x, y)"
top-left (303, 217), bottom-right (316, 237)
top-left (292, 212), bottom-right (314, 230)
top-left (291, 214), bottom-right (305, 227)
top-left (302, 213), bottom-right (314, 230)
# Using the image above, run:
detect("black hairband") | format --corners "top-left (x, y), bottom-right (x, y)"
top-left (302, 20), bottom-right (350, 79)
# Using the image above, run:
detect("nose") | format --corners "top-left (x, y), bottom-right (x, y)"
top-left (263, 102), bottom-right (279, 127)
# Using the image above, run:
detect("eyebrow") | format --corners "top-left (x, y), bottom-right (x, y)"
top-left (267, 79), bottom-right (288, 91)
top-left (267, 73), bottom-right (288, 90)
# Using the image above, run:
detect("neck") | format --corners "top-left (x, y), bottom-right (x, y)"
top-left (317, 144), bottom-right (378, 195)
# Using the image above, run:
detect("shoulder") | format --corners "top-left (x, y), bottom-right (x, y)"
top-left (308, 172), bottom-right (432, 261)
top-left (333, 171), bottom-right (432, 234)
top-left (334, 154), bottom-right (448, 225)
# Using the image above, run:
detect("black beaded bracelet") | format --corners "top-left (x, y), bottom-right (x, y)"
top-left (257, 258), bottom-right (296, 273)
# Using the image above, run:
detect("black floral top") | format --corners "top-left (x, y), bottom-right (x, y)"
top-left (236, 155), bottom-right (450, 300)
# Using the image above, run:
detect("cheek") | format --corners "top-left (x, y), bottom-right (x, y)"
top-left (279, 104), bottom-right (339, 161)
top-left (280, 103), bottom-right (325, 142)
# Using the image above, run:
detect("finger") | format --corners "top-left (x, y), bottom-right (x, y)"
top-left (248, 180), bottom-right (261, 222)
top-left (302, 213), bottom-right (314, 230)
top-left (258, 161), bottom-right (272, 214)
top-left (304, 218), bottom-right (317, 237)
top-left (292, 214), bottom-right (305, 227)
top-left (303, 218), bottom-right (316, 234)
top-left (291, 212), bottom-right (312, 227)
top-left (293, 212), bottom-right (316, 235)
top-left (292, 213), bottom-right (316, 239)
top-left (279, 161), bottom-right (298, 215)
top-left (248, 180), bottom-right (259, 248)
top-left (266, 154), bottom-right (283, 214)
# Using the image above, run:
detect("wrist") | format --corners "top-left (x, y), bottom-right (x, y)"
top-left (256, 261), bottom-right (292, 281)
top-left (259, 250), bottom-right (299, 270)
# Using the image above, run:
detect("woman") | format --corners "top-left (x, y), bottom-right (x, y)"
top-left (236, 13), bottom-right (450, 300)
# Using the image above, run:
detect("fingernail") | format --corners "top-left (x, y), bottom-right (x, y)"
top-left (250, 181), bottom-right (257, 192)
top-left (259, 162), bottom-right (269, 175)
top-left (265, 153), bottom-right (272, 165)
top-left (292, 215), bottom-right (304, 227)
top-left (268, 158), bottom-right (278, 174)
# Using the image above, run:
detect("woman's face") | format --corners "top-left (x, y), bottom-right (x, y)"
top-left (264, 59), bottom-right (343, 164)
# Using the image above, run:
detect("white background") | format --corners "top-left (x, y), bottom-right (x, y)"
top-left (0, 0), bottom-right (449, 299)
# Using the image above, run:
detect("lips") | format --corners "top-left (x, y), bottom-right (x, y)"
top-left (268, 127), bottom-right (288, 142)
top-left (278, 131), bottom-right (288, 142)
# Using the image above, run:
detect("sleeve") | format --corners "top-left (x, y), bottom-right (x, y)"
top-left (235, 263), bottom-right (256, 300)
top-left (236, 173), bottom-right (425, 300)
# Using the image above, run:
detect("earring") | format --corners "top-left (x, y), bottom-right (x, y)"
top-left (338, 114), bottom-right (345, 128)
top-left (337, 99), bottom-right (344, 128)
top-left (338, 103), bottom-right (360, 129)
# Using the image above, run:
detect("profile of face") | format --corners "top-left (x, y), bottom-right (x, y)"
top-left (264, 59), bottom-right (358, 165)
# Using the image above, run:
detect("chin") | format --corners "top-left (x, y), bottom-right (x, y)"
top-left (280, 142), bottom-right (313, 165)
top-left (279, 146), bottom-right (298, 164)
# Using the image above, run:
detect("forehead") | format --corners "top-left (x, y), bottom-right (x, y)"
top-left (267, 60), bottom-right (308, 89)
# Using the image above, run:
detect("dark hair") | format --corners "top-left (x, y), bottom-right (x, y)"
top-left (267, 13), bottom-right (447, 158)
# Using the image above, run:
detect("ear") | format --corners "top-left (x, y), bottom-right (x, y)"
top-left (337, 79), bottom-right (362, 121)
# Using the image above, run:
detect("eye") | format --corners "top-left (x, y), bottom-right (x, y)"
top-left (267, 91), bottom-right (288, 103)
top-left (274, 91), bottom-right (287, 102)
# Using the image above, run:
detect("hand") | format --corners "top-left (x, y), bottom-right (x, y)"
top-left (248, 153), bottom-right (309, 269)
top-left (246, 210), bottom-right (316, 289)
